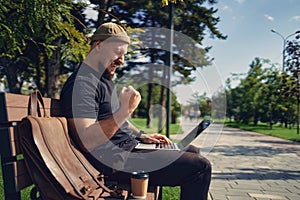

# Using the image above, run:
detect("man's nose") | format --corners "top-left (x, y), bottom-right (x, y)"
top-left (115, 55), bottom-right (125, 65)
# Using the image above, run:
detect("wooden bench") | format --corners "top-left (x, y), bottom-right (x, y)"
top-left (0, 92), bottom-right (161, 200)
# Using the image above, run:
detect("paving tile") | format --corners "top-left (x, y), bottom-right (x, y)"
top-left (226, 195), bottom-right (254, 200)
top-left (182, 122), bottom-right (300, 200)
top-left (248, 193), bottom-right (287, 199)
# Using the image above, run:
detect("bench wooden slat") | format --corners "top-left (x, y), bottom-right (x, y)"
top-left (15, 164), bottom-right (33, 192)
top-left (0, 93), bottom-right (36, 199)
top-left (0, 127), bottom-right (21, 160)
top-left (11, 126), bottom-right (21, 156)
top-left (5, 107), bottom-right (28, 122)
top-left (2, 159), bottom-right (33, 192)
top-left (2, 93), bottom-right (63, 120)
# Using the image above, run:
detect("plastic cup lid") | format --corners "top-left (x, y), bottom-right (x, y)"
top-left (131, 171), bottom-right (149, 179)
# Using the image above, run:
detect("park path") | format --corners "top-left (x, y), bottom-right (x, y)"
top-left (172, 117), bottom-right (300, 200)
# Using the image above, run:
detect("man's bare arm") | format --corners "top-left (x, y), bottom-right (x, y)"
top-left (68, 86), bottom-right (141, 152)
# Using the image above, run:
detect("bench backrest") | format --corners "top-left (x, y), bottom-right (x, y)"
top-left (0, 92), bottom-right (63, 200)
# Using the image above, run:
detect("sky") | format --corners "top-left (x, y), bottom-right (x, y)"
top-left (83, 0), bottom-right (300, 105)
top-left (175, 0), bottom-right (300, 104)
top-left (204, 0), bottom-right (300, 77)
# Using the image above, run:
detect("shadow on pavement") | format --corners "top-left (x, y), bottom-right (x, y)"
top-left (210, 145), bottom-right (298, 157)
top-left (212, 168), bottom-right (300, 180)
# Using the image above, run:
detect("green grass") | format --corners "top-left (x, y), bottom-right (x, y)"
top-left (129, 117), bottom-right (183, 135)
top-left (225, 121), bottom-right (300, 142)
top-left (162, 186), bottom-right (180, 200)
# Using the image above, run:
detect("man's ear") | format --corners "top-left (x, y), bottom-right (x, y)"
top-left (92, 40), bottom-right (102, 50)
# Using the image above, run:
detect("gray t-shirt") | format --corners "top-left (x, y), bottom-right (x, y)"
top-left (60, 63), bottom-right (138, 152)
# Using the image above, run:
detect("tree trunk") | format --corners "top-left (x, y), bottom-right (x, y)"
top-left (35, 59), bottom-right (43, 94)
top-left (158, 86), bottom-right (166, 133)
top-left (96, 0), bottom-right (114, 27)
top-left (46, 37), bottom-right (62, 98)
top-left (1, 57), bottom-right (21, 94)
top-left (171, 111), bottom-right (177, 124)
top-left (146, 83), bottom-right (153, 128)
top-left (158, 66), bottom-right (167, 133)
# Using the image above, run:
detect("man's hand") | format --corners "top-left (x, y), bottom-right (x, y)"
top-left (119, 86), bottom-right (141, 115)
top-left (139, 133), bottom-right (172, 144)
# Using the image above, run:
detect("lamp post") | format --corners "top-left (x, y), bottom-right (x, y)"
top-left (271, 29), bottom-right (300, 71)
top-left (166, 2), bottom-right (174, 138)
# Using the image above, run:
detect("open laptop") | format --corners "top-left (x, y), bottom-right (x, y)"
top-left (134, 120), bottom-right (212, 151)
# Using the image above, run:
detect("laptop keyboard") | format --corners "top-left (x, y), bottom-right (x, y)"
top-left (155, 143), bottom-right (177, 149)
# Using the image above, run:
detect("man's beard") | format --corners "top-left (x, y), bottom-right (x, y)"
top-left (103, 68), bottom-right (114, 80)
top-left (98, 63), bottom-right (114, 80)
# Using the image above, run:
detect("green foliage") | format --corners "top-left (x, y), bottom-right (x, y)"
top-left (186, 92), bottom-right (212, 117)
top-left (1, 0), bottom-right (225, 97)
top-left (100, 0), bottom-right (226, 129)
top-left (171, 92), bottom-right (182, 122)
top-left (137, 83), bottom-right (163, 117)
top-left (0, 0), bottom-right (89, 95)
top-left (284, 34), bottom-right (300, 102)
top-left (109, 0), bottom-right (226, 83)
top-left (225, 57), bottom-right (299, 128)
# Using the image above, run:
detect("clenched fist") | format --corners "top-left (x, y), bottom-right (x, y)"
top-left (119, 86), bottom-right (141, 115)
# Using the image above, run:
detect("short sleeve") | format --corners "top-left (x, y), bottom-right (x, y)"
top-left (71, 75), bottom-right (99, 119)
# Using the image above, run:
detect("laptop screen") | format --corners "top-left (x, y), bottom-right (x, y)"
top-left (178, 120), bottom-right (212, 148)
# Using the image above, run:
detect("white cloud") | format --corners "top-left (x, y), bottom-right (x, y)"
top-left (235, 0), bottom-right (246, 4)
top-left (264, 14), bottom-right (274, 21)
top-left (223, 5), bottom-right (232, 12)
top-left (289, 16), bottom-right (300, 22)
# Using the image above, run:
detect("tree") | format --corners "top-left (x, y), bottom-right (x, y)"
top-left (237, 58), bottom-right (266, 124)
top-left (226, 58), bottom-right (282, 125)
top-left (89, 0), bottom-right (116, 26)
top-left (111, 0), bottom-right (225, 130)
top-left (186, 92), bottom-right (211, 119)
top-left (0, 0), bottom-right (89, 97)
top-left (110, 0), bottom-right (226, 77)
top-left (223, 57), bottom-right (299, 128)
top-left (225, 78), bottom-right (234, 121)
top-left (1, 0), bottom-right (226, 127)
top-left (85, 0), bottom-right (225, 131)
top-left (285, 33), bottom-right (300, 133)
top-left (256, 67), bottom-right (282, 128)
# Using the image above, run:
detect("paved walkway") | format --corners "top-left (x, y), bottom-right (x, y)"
top-left (173, 118), bottom-right (300, 200)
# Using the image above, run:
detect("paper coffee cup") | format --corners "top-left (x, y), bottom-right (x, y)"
top-left (131, 172), bottom-right (149, 199)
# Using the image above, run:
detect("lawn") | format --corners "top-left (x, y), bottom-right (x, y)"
top-left (225, 121), bottom-right (300, 142)
top-left (128, 117), bottom-right (183, 135)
